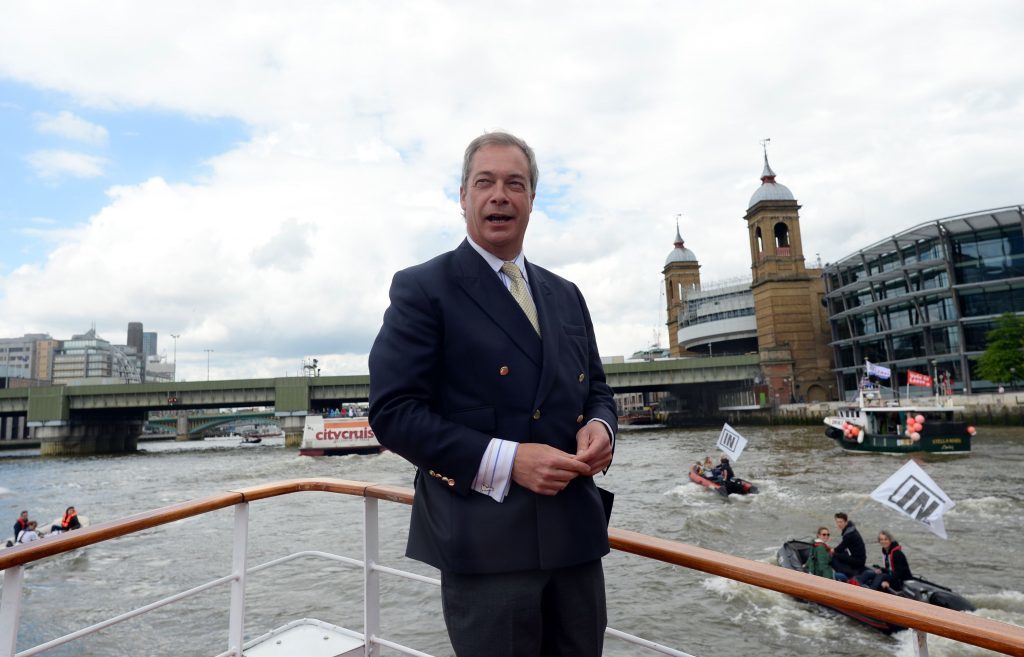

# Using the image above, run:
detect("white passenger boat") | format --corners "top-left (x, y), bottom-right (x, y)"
top-left (1, 478), bottom-right (1021, 657)
top-left (298, 415), bottom-right (383, 456)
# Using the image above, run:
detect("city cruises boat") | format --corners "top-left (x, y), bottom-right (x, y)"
top-left (0, 479), bottom-right (1020, 657)
top-left (777, 538), bottom-right (975, 634)
top-left (298, 415), bottom-right (383, 456)
top-left (823, 384), bottom-right (973, 454)
top-left (687, 466), bottom-right (758, 497)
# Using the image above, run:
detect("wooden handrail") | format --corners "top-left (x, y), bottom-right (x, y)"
top-left (609, 527), bottom-right (1024, 655)
top-left (2, 478), bottom-right (1021, 655)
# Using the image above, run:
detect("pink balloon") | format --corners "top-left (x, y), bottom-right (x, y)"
top-left (851, 426), bottom-right (860, 437)
top-left (914, 414), bottom-right (925, 424)
top-left (967, 426), bottom-right (977, 435)
top-left (911, 432), bottom-right (921, 441)
top-left (913, 422), bottom-right (923, 433)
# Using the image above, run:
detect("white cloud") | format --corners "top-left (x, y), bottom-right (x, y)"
top-left (1, 1), bottom-right (1023, 380)
top-left (33, 110), bottom-right (108, 145)
top-left (25, 149), bottom-right (108, 179)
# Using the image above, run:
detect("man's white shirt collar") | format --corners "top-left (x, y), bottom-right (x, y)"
top-left (466, 235), bottom-right (529, 283)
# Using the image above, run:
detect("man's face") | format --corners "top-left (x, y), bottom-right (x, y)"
top-left (834, 517), bottom-right (847, 531)
top-left (461, 144), bottom-right (534, 261)
top-left (19, 512), bottom-right (28, 521)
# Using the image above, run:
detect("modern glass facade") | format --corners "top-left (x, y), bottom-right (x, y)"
top-left (824, 205), bottom-right (1024, 399)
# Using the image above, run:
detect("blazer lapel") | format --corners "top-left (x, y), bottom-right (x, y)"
top-left (453, 241), bottom-right (542, 365)
top-left (528, 261), bottom-right (560, 406)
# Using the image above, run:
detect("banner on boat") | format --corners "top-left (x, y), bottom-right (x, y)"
top-left (907, 370), bottom-right (932, 387)
top-left (299, 415), bottom-right (381, 455)
top-left (716, 423), bottom-right (748, 461)
top-left (870, 460), bottom-right (954, 539)
top-left (865, 360), bottom-right (891, 380)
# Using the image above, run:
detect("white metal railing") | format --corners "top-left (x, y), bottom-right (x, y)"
top-left (0, 495), bottom-right (696, 657)
top-left (2, 481), bottom-right (1022, 657)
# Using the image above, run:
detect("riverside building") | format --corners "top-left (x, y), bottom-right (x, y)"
top-left (823, 205), bottom-right (1024, 398)
top-left (52, 328), bottom-right (143, 385)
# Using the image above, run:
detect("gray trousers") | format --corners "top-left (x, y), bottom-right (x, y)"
top-left (440, 559), bottom-right (606, 657)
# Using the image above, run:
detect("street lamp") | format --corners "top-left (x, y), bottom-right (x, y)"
top-left (1011, 366), bottom-right (1017, 392)
top-left (930, 359), bottom-right (938, 398)
top-left (204, 349), bottom-right (213, 381)
top-left (170, 334), bottom-right (180, 382)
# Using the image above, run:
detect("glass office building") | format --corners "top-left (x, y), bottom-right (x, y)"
top-left (823, 205), bottom-right (1024, 399)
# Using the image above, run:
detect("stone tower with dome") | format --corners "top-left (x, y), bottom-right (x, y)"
top-left (663, 220), bottom-right (701, 356)
top-left (744, 151), bottom-right (833, 402)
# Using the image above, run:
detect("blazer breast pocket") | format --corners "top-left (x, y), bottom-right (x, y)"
top-left (448, 406), bottom-right (496, 433)
top-left (562, 323), bottom-right (586, 337)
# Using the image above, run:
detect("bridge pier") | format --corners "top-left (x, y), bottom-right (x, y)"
top-left (33, 417), bottom-right (142, 456)
top-left (280, 415), bottom-right (305, 448)
top-left (175, 416), bottom-right (199, 442)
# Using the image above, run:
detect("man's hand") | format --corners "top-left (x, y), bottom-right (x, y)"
top-left (512, 443), bottom-right (590, 496)
top-left (575, 422), bottom-right (613, 476)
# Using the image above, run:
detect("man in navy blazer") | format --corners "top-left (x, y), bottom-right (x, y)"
top-left (369, 131), bottom-right (617, 656)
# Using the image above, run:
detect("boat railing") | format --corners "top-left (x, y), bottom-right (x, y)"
top-left (2, 478), bottom-right (1023, 657)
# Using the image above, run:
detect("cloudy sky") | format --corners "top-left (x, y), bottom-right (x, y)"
top-left (1, 2), bottom-right (1022, 382)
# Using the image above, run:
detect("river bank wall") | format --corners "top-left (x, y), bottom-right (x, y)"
top-left (676, 392), bottom-right (1024, 427)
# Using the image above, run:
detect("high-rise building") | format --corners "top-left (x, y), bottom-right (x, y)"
top-left (142, 331), bottom-right (158, 357)
top-left (53, 328), bottom-right (142, 385)
top-left (127, 322), bottom-right (144, 355)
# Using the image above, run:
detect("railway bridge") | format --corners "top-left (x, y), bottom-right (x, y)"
top-left (0, 355), bottom-right (760, 455)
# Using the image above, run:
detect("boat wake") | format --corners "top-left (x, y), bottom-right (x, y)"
top-left (945, 496), bottom-right (1021, 520)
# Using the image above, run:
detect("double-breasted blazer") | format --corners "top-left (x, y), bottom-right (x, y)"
top-left (368, 239), bottom-right (617, 574)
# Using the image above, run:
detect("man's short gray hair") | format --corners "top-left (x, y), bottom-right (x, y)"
top-left (461, 131), bottom-right (538, 194)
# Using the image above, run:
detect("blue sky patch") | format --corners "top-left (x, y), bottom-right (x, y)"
top-left (0, 78), bottom-right (249, 274)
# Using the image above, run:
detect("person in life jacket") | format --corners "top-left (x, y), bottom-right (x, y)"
top-left (50, 506), bottom-right (82, 534)
top-left (861, 530), bottom-right (913, 591)
top-left (17, 521), bottom-right (40, 544)
top-left (13, 510), bottom-right (29, 542)
top-left (805, 526), bottom-right (835, 580)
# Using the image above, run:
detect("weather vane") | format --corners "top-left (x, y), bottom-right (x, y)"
top-left (760, 137), bottom-right (771, 156)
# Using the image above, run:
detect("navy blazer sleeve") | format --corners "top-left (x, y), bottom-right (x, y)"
top-left (368, 266), bottom-right (492, 495)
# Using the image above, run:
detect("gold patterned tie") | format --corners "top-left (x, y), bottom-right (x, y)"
top-left (500, 262), bottom-right (541, 336)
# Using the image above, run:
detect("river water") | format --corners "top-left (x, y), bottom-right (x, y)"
top-left (1, 425), bottom-right (1023, 657)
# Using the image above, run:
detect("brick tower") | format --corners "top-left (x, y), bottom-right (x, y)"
top-left (745, 149), bottom-right (833, 402)
top-left (663, 219), bottom-right (701, 357)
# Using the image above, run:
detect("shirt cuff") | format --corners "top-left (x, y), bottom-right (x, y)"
top-left (588, 418), bottom-right (615, 449)
top-left (471, 438), bottom-right (518, 502)
top-left (588, 418), bottom-right (614, 474)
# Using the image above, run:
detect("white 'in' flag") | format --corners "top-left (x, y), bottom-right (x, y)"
top-left (870, 460), bottom-right (954, 539)
top-left (716, 423), bottom-right (748, 462)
